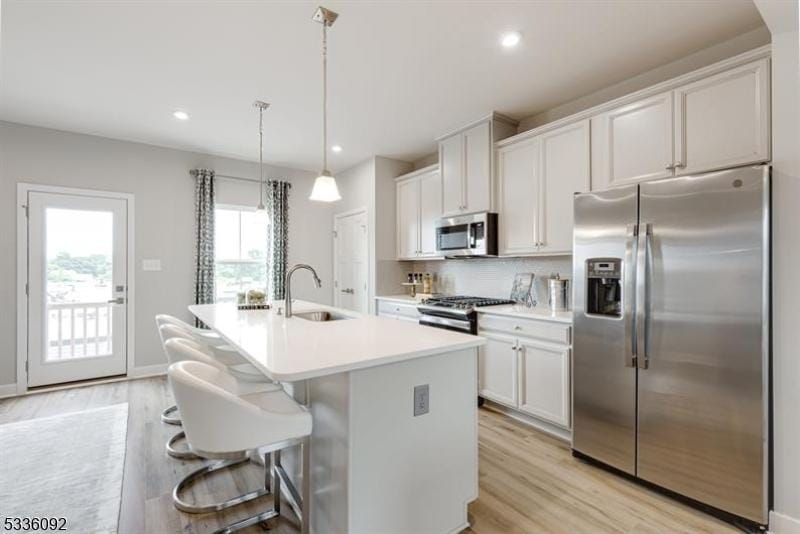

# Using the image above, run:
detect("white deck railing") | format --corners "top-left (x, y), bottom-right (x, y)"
top-left (47, 301), bottom-right (113, 361)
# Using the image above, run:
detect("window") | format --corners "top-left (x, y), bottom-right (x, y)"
top-left (214, 205), bottom-right (269, 302)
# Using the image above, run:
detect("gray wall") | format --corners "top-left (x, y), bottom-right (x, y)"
top-left (0, 121), bottom-right (334, 386)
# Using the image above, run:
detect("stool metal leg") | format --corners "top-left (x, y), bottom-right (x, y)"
top-left (161, 404), bottom-right (181, 426)
top-left (172, 457), bottom-right (270, 514)
top-left (300, 436), bottom-right (311, 534)
top-left (166, 430), bottom-right (199, 460)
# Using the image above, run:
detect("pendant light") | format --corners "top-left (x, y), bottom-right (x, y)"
top-left (309, 6), bottom-right (342, 202)
top-left (254, 100), bottom-right (270, 211)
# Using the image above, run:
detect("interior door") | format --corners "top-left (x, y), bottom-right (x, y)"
top-left (636, 166), bottom-right (769, 524)
top-left (497, 138), bottom-right (539, 255)
top-left (572, 184), bottom-right (639, 474)
top-left (27, 191), bottom-right (128, 387)
top-left (418, 170), bottom-right (442, 257)
top-left (334, 210), bottom-right (369, 314)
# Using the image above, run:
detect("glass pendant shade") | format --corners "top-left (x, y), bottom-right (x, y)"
top-left (309, 170), bottom-right (341, 202)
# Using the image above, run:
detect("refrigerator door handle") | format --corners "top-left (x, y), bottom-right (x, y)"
top-left (635, 223), bottom-right (651, 369)
top-left (623, 224), bottom-right (638, 367)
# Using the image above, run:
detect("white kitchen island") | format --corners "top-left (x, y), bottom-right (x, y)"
top-left (189, 301), bottom-right (485, 534)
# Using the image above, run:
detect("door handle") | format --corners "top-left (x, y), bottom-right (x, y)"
top-left (623, 224), bottom-right (637, 368)
top-left (635, 223), bottom-right (651, 369)
top-left (340, 288), bottom-right (354, 294)
top-left (107, 297), bottom-right (125, 305)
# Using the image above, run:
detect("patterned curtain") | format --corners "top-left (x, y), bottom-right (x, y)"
top-left (267, 180), bottom-right (291, 300)
top-left (193, 169), bottom-right (216, 320)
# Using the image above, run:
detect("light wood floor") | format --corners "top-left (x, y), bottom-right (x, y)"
top-left (0, 377), bottom-right (738, 534)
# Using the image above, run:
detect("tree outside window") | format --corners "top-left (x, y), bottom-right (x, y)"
top-left (214, 205), bottom-right (269, 302)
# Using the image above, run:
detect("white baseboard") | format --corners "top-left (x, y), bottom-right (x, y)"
top-left (771, 511), bottom-right (800, 534)
top-left (482, 398), bottom-right (572, 443)
top-left (0, 383), bottom-right (19, 399)
top-left (128, 363), bottom-right (168, 378)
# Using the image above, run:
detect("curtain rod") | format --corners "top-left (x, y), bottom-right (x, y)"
top-left (189, 169), bottom-right (292, 187)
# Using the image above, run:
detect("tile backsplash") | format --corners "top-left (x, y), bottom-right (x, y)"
top-left (416, 256), bottom-right (573, 306)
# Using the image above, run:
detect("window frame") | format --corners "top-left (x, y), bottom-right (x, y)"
top-left (214, 203), bottom-right (270, 302)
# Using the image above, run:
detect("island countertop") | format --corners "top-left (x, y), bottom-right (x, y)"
top-left (189, 301), bottom-right (485, 382)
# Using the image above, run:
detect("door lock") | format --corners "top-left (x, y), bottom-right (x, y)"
top-left (107, 297), bottom-right (125, 305)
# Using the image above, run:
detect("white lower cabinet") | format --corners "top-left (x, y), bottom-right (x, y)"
top-left (478, 333), bottom-right (518, 406)
top-left (478, 317), bottom-right (571, 430)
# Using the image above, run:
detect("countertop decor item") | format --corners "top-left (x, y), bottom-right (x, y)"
top-left (510, 272), bottom-right (535, 307)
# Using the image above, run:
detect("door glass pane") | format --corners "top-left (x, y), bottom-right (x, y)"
top-left (45, 208), bottom-right (114, 361)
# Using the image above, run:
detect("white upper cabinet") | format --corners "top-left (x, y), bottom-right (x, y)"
top-left (396, 178), bottom-right (419, 260)
top-left (591, 56), bottom-right (770, 190)
top-left (395, 166), bottom-right (442, 260)
top-left (537, 119), bottom-right (590, 254)
top-left (674, 58), bottom-right (770, 175)
top-left (438, 113), bottom-right (518, 217)
top-left (440, 134), bottom-right (463, 215)
top-left (418, 170), bottom-right (442, 257)
top-left (591, 92), bottom-right (675, 189)
top-left (496, 119), bottom-right (589, 256)
top-left (497, 138), bottom-right (540, 256)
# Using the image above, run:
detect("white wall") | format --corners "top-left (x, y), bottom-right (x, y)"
top-left (0, 121), bottom-right (334, 387)
top-left (752, 2), bottom-right (800, 532)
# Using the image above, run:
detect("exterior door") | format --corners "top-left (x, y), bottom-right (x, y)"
top-left (572, 184), bottom-right (639, 474)
top-left (417, 170), bottom-right (442, 257)
top-left (27, 191), bottom-right (128, 387)
top-left (334, 210), bottom-right (369, 314)
top-left (497, 138), bottom-right (539, 255)
top-left (636, 166), bottom-right (769, 523)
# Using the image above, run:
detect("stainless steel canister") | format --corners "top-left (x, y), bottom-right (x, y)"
top-left (547, 274), bottom-right (569, 311)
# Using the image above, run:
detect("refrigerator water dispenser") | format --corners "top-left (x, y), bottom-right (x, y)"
top-left (586, 258), bottom-right (622, 317)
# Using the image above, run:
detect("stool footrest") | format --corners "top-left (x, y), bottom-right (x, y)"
top-left (172, 458), bottom-right (270, 514)
top-left (213, 509), bottom-right (279, 534)
top-left (166, 431), bottom-right (199, 460)
top-left (161, 404), bottom-right (182, 426)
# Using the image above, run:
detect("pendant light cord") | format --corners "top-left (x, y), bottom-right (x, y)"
top-left (259, 107), bottom-right (264, 205)
top-left (322, 20), bottom-right (328, 173)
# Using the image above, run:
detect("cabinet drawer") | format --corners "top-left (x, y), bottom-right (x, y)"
top-left (478, 314), bottom-right (571, 345)
top-left (377, 300), bottom-right (420, 319)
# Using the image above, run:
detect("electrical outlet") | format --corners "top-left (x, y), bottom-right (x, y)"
top-left (413, 384), bottom-right (429, 416)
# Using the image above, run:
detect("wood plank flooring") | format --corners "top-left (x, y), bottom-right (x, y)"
top-left (0, 377), bottom-right (738, 534)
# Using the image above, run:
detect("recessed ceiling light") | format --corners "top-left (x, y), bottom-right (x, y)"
top-left (173, 110), bottom-right (189, 121)
top-left (331, 145), bottom-right (343, 153)
top-left (500, 32), bottom-right (521, 48)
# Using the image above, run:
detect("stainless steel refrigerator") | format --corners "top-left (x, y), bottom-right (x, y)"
top-left (572, 165), bottom-right (770, 525)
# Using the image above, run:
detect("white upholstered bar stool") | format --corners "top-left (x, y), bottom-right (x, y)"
top-left (169, 360), bottom-right (312, 534)
top-left (159, 334), bottom-right (281, 459)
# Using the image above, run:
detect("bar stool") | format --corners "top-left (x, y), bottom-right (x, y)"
top-left (169, 359), bottom-right (312, 534)
top-left (160, 336), bottom-right (281, 459)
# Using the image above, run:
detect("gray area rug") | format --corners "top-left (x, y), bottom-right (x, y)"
top-left (0, 403), bottom-right (128, 533)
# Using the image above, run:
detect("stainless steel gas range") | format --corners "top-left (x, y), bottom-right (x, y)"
top-left (417, 296), bottom-right (514, 334)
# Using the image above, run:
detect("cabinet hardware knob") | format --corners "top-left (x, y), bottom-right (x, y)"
top-left (665, 163), bottom-right (676, 170)
top-left (675, 161), bottom-right (685, 168)
top-left (514, 325), bottom-right (522, 330)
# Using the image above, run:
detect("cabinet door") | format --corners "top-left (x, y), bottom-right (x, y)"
top-left (463, 121), bottom-right (492, 213)
top-left (518, 340), bottom-right (570, 428)
top-left (477, 332), bottom-right (518, 407)
top-left (440, 134), bottom-right (464, 216)
top-left (396, 179), bottom-right (419, 259)
top-left (538, 119), bottom-right (590, 253)
top-left (592, 92), bottom-right (674, 189)
top-left (418, 170), bottom-right (442, 257)
top-left (497, 138), bottom-right (539, 255)
top-left (674, 58), bottom-right (769, 175)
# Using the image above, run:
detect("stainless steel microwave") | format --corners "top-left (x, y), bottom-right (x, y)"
top-left (435, 212), bottom-right (498, 257)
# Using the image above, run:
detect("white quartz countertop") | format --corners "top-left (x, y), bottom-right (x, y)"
top-left (375, 295), bottom-right (573, 324)
top-left (475, 304), bottom-right (573, 324)
top-left (189, 301), bottom-right (485, 382)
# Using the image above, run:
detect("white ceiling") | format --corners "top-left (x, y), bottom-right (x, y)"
top-left (0, 1), bottom-right (765, 172)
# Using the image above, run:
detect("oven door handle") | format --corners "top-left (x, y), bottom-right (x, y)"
top-left (419, 314), bottom-right (472, 332)
top-left (469, 224), bottom-right (477, 248)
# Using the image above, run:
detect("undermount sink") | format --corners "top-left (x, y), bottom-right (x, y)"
top-left (293, 310), bottom-right (351, 322)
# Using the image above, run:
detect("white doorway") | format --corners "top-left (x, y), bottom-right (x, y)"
top-left (18, 185), bottom-right (133, 388)
top-left (333, 209), bottom-right (369, 313)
